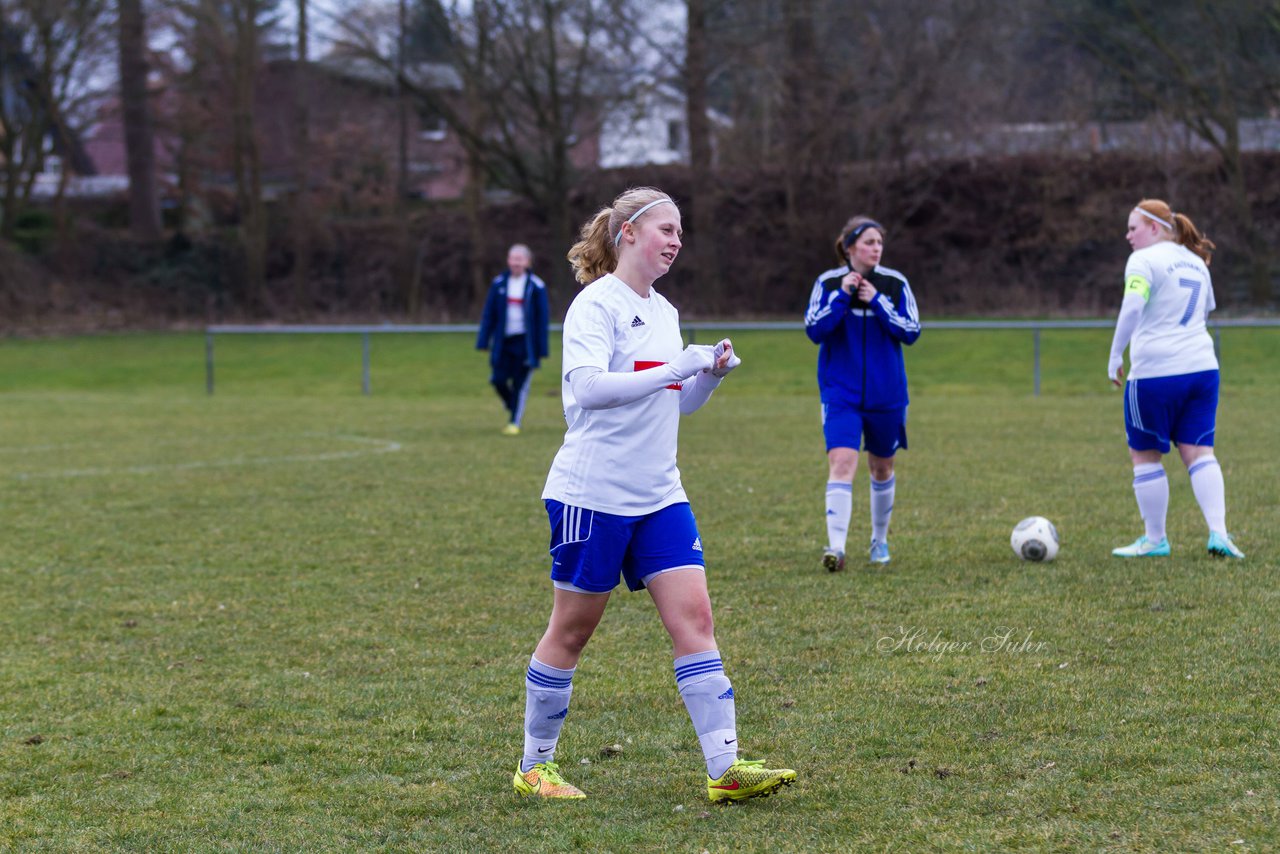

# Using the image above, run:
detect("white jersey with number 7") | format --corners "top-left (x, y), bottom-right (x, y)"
top-left (1122, 241), bottom-right (1218, 380)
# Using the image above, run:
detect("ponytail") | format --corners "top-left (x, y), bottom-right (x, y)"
top-left (567, 208), bottom-right (617, 284)
top-left (566, 187), bottom-right (676, 285)
top-left (1172, 212), bottom-right (1215, 266)
top-left (1135, 198), bottom-right (1215, 265)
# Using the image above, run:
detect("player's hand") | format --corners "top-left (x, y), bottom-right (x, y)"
top-left (1108, 358), bottom-right (1125, 387)
top-left (841, 271), bottom-right (861, 295)
top-left (856, 279), bottom-right (878, 303)
top-left (669, 344), bottom-right (717, 379)
top-left (709, 339), bottom-right (742, 379)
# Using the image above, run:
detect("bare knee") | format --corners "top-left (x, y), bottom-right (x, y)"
top-left (668, 601), bottom-right (716, 653)
top-left (828, 448), bottom-right (858, 481)
top-left (686, 601), bottom-right (715, 639)
top-left (868, 455), bottom-right (895, 481)
top-left (1129, 448), bottom-right (1162, 466)
top-left (537, 604), bottom-right (605, 666)
top-left (1179, 444), bottom-right (1214, 469)
top-left (545, 623), bottom-right (595, 658)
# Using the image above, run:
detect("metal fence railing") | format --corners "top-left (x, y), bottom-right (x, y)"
top-left (204, 319), bottom-right (1280, 396)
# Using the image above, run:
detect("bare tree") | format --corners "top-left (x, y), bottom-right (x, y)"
top-left (0, 0), bottom-right (112, 240)
top-left (117, 0), bottom-right (162, 240)
top-left (166, 0), bottom-right (281, 308)
top-left (230, 0), bottom-right (267, 307)
top-left (291, 0), bottom-right (311, 308)
top-left (1056, 0), bottom-right (1280, 305)
top-left (393, 0), bottom-right (418, 315)
top-left (683, 0), bottom-right (719, 303)
top-left (331, 0), bottom-right (640, 293)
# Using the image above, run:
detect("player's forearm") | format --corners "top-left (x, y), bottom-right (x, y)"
top-left (678, 370), bottom-right (723, 414)
top-left (1109, 293), bottom-right (1144, 355)
top-left (1107, 293), bottom-right (1144, 377)
top-left (569, 366), bottom-right (675, 409)
top-left (870, 293), bottom-right (921, 344)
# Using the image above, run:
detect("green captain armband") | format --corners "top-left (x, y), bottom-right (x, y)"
top-left (1124, 274), bottom-right (1151, 300)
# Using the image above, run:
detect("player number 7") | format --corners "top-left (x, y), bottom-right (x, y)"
top-left (1177, 277), bottom-right (1201, 327)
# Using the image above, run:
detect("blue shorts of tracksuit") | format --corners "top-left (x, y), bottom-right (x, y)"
top-left (822, 401), bottom-right (908, 457)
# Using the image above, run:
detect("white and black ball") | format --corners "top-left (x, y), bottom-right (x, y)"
top-left (1011, 516), bottom-right (1060, 562)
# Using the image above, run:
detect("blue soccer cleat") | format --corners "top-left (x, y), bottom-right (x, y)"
top-left (1112, 535), bottom-right (1171, 558)
top-left (1206, 531), bottom-right (1244, 559)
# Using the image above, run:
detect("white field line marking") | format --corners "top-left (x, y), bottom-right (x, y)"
top-left (8, 433), bottom-right (403, 480)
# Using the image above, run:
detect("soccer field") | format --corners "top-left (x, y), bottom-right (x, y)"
top-left (2, 328), bottom-right (1277, 852)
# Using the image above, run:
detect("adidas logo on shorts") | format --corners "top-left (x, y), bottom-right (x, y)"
top-left (691, 537), bottom-right (702, 552)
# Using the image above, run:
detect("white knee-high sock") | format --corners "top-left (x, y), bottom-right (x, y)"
top-left (1188, 455), bottom-right (1227, 534)
top-left (521, 656), bottom-right (574, 772)
top-left (825, 481), bottom-right (852, 551)
top-left (674, 650), bottom-right (737, 779)
top-left (870, 475), bottom-right (895, 543)
top-left (1132, 462), bottom-right (1168, 541)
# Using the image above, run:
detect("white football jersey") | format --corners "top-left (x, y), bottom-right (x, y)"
top-left (542, 273), bottom-right (688, 515)
top-left (1124, 241), bottom-right (1218, 380)
top-left (504, 273), bottom-right (527, 336)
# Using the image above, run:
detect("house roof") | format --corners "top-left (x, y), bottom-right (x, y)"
top-left (309, 55), bottom-right (463, 92)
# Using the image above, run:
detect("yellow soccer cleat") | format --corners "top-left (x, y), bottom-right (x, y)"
top-left (513, 761), bottom-right (586, 799)
top-left (707, 758), bottom-right (796, 803)
top-left (502, 424), bottom-right (521, 436)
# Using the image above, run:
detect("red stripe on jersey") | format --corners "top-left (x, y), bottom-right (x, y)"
top-left (635, 360), bottom-right (682, 391)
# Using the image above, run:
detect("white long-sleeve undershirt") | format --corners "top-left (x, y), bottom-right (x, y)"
top-left (569, 364), bottom-right (723, 414)
top-left (1107, 292), bottom-right (1145, 381)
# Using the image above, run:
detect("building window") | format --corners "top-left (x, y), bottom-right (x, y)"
top-left (418, 106), bottom-right (447, 141)
top-left (667, 120), bottom-right (684, 152)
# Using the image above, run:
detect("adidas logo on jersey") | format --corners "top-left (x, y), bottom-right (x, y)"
top-left (691, 537), bottom-right (702, 552)
top-left (631, 315), bottom-right (645, 327)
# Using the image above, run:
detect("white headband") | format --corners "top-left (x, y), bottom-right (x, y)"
top-left (1135, 207), bottom-right (1174, 230)
top-left (613, 198), bottom-right (675, 247)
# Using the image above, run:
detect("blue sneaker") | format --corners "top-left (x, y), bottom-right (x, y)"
top-left (1112, 535), bottom-right (1171, 558)
top-left (868, 539), bottom-right (890, 564)
top-left (1207, 531), bottom-right (1244, 559)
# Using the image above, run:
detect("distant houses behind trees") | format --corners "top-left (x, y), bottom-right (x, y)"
top-left (2, 0), bottom-right (1279, 328)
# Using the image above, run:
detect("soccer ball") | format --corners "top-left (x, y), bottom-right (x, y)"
top-left (1011, 516), bottom-right (1059, 562)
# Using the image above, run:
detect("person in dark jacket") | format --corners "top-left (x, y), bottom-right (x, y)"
top-left (804, 216), bottom-right (921, 570)
top-left (476, 244), bottom-right (550, 435)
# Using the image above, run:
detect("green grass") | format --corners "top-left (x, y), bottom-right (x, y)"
top-left (1, 327), bottom-right (1277, 852)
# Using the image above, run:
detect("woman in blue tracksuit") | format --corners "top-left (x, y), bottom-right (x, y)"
top-left (476, 244), bottom-right (550, 435)
top-left (804, 216), bottom-right (921, 570)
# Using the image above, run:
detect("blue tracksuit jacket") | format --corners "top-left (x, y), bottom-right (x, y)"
top-left (476, 270), bottom-right (550, 369)
top-left (804, 264), bottom-right (922, 409)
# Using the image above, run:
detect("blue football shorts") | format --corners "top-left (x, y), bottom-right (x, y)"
top-left (544, 500), bottom-right (705, 594)
top-left (822, 401), bottom-right (908, 457)
top-left (1124, 369), bottom-right (1219, 453)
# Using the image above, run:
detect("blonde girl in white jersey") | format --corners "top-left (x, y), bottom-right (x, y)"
top-left (1107, 198), bottom-right (1244, 560)
top-left (512, 187), bottom-right (796, 804)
